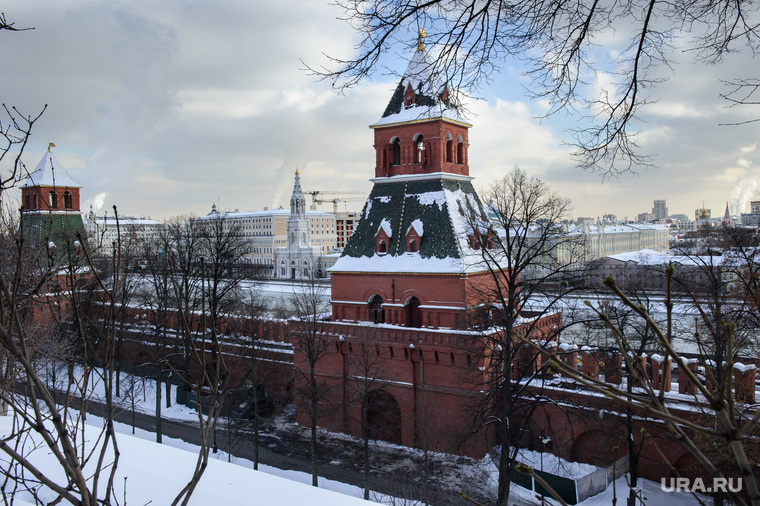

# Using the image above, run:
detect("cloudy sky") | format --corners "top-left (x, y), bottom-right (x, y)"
top-left (1, 1), bottom-right (759, 222)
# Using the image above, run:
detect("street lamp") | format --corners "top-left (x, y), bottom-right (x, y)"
top-left (539, 431), bottom-right (551, 504)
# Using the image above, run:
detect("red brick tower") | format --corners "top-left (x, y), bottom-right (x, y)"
top-left (329, 40), bottom-right (496, 330)
top-left (290, 41), bottom-right (506, 458)
top-left (20, 145), bottom-right (87, 264)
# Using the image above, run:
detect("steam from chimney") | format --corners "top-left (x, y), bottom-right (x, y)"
top-left (729, 178), bottom-right (757, 215)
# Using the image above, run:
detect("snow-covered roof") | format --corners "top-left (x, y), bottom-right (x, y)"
top-left (371, 47), bottom-right (470, 128)
top-left (407, 218), bottom-right (424, 237)
top-left (566, 223), bottom-right (670, 235)
top-left (22, 151), bottom-right (81, 188)
top-left (604, 249), bottom-right (743, 267)
top-left (88, 217), bottom-right (162, 227)
top-left (330, 174), bottom-right (495, 274)
top-left (376, 218), bottom-right (392, 237)
top-left (194, 209), bottom-right (333, 220)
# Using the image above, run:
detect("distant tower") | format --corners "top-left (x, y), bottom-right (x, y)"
top-left (695, 206), bottom-right (711, 229)
top-left (722, 201), bottom-right (731, 226)
top-left (20, 145), bottom-right (86, 263)
top-left (275, 169), bottom-right (318, 279)
top-left (653, 199), bottom-right (668, 220)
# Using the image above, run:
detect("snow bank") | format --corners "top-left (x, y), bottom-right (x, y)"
top-left (0, 414), bottom-right (376, 506)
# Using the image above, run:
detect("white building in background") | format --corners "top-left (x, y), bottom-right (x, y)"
top-left (195, 194), bottom-right (336, 277)
top-left (274, 169), bottom-right (324, 279)
top-left (579, 223), bottom-right (670, 259)
top-left (84, 209), bottom-right (163, 256)
top-left (741, 200), bottom-right (760, 227)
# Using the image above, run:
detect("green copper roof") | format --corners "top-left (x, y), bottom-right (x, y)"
top-left (333, 175), bottom-right (491, 274)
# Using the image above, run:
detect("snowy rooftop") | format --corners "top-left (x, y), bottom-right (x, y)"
top-left (87, 217), bottom-right (162, 226)
top-left (568, 223), bottom-right (670, 235)
top-left (605, 249), bottom-right (745, 266)
top-left (371, 46), bottom-right (470, 128)
top-left (331, 174), bottom-right (495, 275)
top-left (22, 151), bottom-right (80, 188)
top-left (196, 208), bottom-right (333, 220)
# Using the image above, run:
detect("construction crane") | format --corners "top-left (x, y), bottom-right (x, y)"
top-left (307, 190), bottom-right (366, 213)
top-left (312, 196), bottom-right (366, 213)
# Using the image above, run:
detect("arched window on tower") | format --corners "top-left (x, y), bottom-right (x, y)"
top-left (280, 260), bottom-right (286, 277)
top-left (405, 296), bottom-right (422, 328)
top-left (63, 191), bottom-right (72, 209)
top-left (368, 295), bottom-right (384, 324)
top-left (303, 260), bottom-right (309, 278)
top-left (414, 134), bottom-right (425, 164)
top-left (456, 135), bottom-right (464, 164)
top-left (445, 133), bottom-right (453, 163)
top-left (391, 138), bottom-right (401, 166)
top-left (49, 191), bottom-right (57, 208)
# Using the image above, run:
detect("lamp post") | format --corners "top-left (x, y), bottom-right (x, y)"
top-left (539, 431), bottom-right (551, 505)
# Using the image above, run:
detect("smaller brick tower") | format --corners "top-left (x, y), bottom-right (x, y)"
top-left (20, 145), bottom-right (86, 263)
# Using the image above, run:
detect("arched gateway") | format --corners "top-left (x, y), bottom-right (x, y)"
top-left (365, 390), bottom-right (402, 445)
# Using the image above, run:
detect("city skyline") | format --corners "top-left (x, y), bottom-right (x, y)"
top-left (1, 1), bottom-right (759, 222)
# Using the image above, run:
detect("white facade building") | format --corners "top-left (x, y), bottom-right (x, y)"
top-left (84, 209), bottom-right (163, 256)
top-left (274, 170), bottom-right (325, 279)
top-left (195, 198), bottom-right (336, 276)
top-left (578, 223), bottom-right (670, 260)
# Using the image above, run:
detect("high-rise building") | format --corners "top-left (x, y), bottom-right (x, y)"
top-left (653, 199), bottom-right (668, 220)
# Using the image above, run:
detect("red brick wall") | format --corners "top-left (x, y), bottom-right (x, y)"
top-left (331, 271), bottom-right (495, 329)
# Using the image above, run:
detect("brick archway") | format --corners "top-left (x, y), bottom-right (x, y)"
top-left (571, 429), bottom-right (625, 466)
top-left (365, 389), bottom-right (402, 445)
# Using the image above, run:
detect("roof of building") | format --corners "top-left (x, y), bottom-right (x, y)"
top-left (87, 217), bottom-right (162, 227)
top-left (603, 248), bottom-right (745, 267)
top-left (371, 46), bottom-right (470, 128)
top-left (330, 174), bottom-right (493, 274)
top-left (22, 150), bottom-right (81, 189)
top-left (195, 208), bottom-right (334, 220)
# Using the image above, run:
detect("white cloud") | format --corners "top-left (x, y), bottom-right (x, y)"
top-left (2, 0), bottom-right (759, 223)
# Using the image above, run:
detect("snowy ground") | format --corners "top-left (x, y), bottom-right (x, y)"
top-left (12, 364), bottom-right (711, 505)
top-left (0, 414), bottom-right (377, 506)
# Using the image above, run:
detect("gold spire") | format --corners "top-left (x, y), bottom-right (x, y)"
top-left (48, 142), bottom-right (55, 152)
top-left (417, 28), bottom-right (426, 51)
top-left (295, 165), bottom-right (299, 175)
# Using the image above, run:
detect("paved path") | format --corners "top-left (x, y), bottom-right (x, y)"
top-left (78, 396), bottom-right (469, 505)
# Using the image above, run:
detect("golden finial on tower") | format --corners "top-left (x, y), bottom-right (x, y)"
top-left (48, 142), bottom-right (55, 152)
top-left (295, 165), bottom-right (299, 175)
top-left (417, 28), bottom-right (426, 51)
